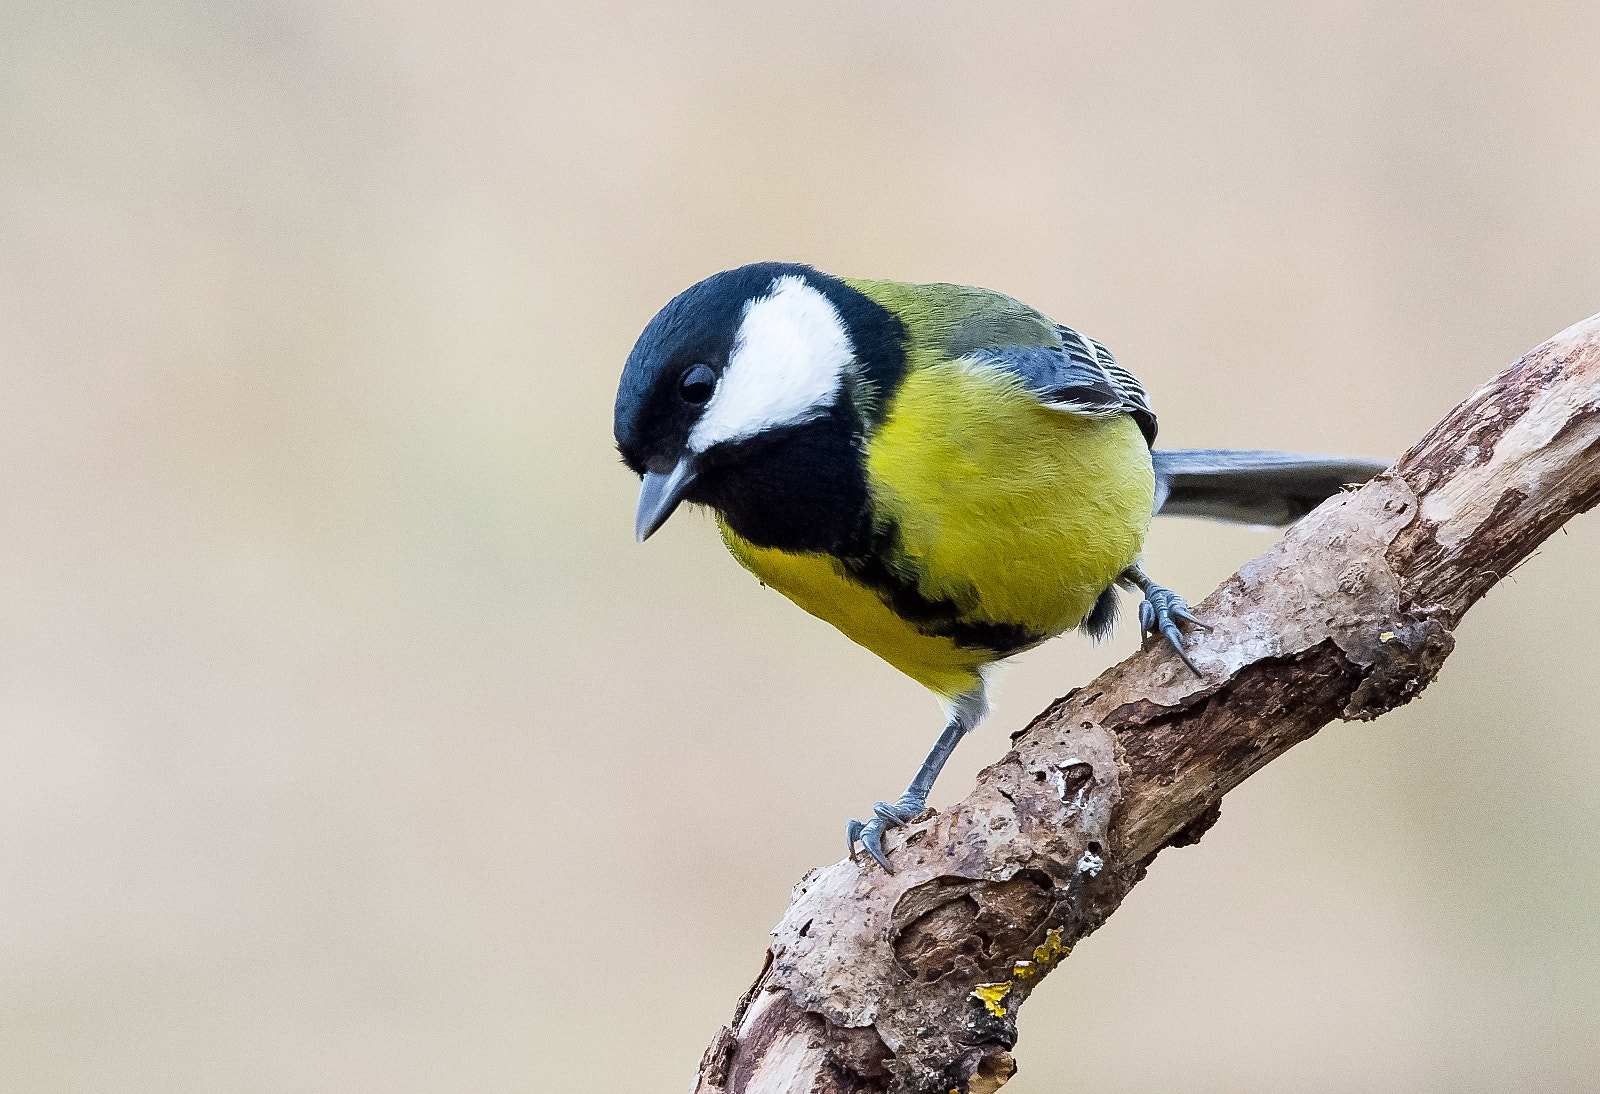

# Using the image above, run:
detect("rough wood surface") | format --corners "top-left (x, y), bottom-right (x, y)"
top-left (690, 312), bottom-right (1600, 1094)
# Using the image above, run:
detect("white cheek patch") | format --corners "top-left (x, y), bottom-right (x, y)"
top-left (688, 275), bottom-right (853, 453)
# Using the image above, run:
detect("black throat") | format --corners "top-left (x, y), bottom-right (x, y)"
top-left (688, 401), bottom-right (873, 556)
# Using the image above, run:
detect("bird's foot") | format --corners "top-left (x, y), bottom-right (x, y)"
top-left (846, 793), bottom-right (928, 873)
top-left (1137, 581), bottom-right (1211, 674)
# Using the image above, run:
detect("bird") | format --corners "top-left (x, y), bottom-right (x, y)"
top-left (614, 262), bottom-right (1387, 872)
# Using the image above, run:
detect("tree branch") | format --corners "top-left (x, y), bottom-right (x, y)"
top-left (691, 312), bottom-right (1600, 1094)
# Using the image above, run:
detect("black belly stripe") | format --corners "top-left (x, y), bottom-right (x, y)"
top-left (841, 521), bottom-right (1044, 658)
top-left (694, 385), bottom-right (1045, 659)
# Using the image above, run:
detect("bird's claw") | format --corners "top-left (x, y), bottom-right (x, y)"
top-left (1138, 583), bottom-right (1210, 675)
top-left (846, 796), bottom-right (926, 873)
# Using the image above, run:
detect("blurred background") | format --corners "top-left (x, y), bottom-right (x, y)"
top-left (3, 1), bottom-right (1598, 1091)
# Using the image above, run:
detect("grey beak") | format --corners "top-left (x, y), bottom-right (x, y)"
top-left (635, 456), bottom-right (698, 542)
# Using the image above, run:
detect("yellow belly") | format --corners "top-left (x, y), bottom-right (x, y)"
top-left (715, 536), bottom-right (998, 698)
top-left (719, 361), bottom-right (1154, 699)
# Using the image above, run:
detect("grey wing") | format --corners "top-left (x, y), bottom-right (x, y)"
top-left (967, 325), bottom-right (1158, 446)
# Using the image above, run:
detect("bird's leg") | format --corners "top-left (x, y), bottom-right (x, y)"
top-left (1118, 562), bottom-right (1211, 674)
top-left (847, 689), bottom-right (987, 873)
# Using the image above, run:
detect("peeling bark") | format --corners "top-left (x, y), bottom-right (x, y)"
top-left (690, 312), bottom-right (1600, 1094)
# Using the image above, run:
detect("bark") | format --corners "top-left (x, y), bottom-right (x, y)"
top-left (691, 312), bottom-right (1600, 1094)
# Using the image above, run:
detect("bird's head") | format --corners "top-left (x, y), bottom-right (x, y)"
top-left (615, 263), bottom-right (903, 549)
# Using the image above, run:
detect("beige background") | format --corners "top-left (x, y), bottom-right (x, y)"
top-left (4, 2), bottom-right (1599, 1091)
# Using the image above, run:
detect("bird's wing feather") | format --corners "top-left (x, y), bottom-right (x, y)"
top-left (965, 324), bottom-right (1158, 445)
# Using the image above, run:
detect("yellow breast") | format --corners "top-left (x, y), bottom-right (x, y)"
top-left (719, 360), bottom-right (1154, 699)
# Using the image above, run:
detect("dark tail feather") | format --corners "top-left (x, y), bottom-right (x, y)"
top-left (1152, 449), bottom-right (1389, 526)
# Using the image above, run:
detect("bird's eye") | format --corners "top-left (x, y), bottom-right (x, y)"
top-left (678, 364), bottom-right (716, 405)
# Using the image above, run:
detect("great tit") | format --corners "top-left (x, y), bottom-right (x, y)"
top-left (614, 262), bottom-right (1386, 871)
